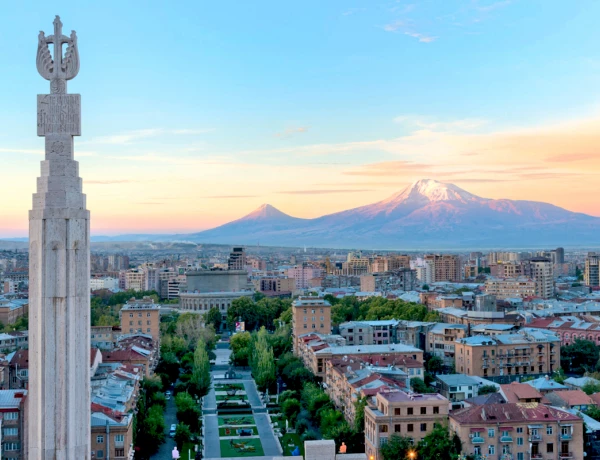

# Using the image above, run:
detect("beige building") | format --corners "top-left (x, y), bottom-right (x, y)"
top-left (0, 389), bottom-right (27, 460)
top-left (454, 328), bottom-right (560, 378)
top-left (292, 297), bottom-right (332, 354)
top-left (522, 258), bottom-right (554, 299)
top-left (257, 277), bottom-right (296, 294)
top-left (364, 391), bottom-right (449, 460)
top-left (424, 254), bottom-right (461, 282)
top-left (91, 408), bottom-right (134, 459)
top-left (0, 298), bottom-right (28, 325)
top-left (119, 297), bottom-right (161, 343)
top-left (485, 277), bottom-right (536, 300)
top-left (450, 403), bottom-right (584, 460)
top-left (119, 269), bottom-right (145, 291)
top-left (585, 252), bottom-right (600, 287)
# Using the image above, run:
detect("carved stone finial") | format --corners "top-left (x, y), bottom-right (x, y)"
top-left (36, 16), bottom-right (79, 91)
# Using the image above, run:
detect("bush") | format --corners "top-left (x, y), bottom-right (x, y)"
top-left (302, 430), bottom-right (319, 441)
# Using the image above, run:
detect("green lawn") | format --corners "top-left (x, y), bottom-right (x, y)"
top-left (180, 442), bottom-right (198, 460)
top-left (219, 426), bottom-right (259, 436)
top-left (220, 439), bottom-right (265, 457)
top-left (218, 415), bottom-right (256, 426)
top-left (215, 383), bottom-right (244, 391)
top-left (216, 394), bottom-right (248, 401)
top-left (281, 433), bottom-right (303, 457)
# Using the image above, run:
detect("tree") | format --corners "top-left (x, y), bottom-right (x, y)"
top-left (230, 331), bottom-right (252, 367)
top-left (582, 380), bottom-right (600, 395)
top-left (478, 385), bottom-right (499, 395)
top-left (175, 392), bottom-right (201, 432)
top-left (204, 307), bottom-right (222, 331)
top-left (424, 354), bottom-right (444, 375)
top-left (586, 405), bottom-right (600, 422)
top-left (227, 297), bottom-right (261, 330)
top-left (410, 377), bottom-right (434, 394)
top-left (380, 434), bottom-right (413, 460)
top-left (561, 339), bottom-right (600, 374)
top-left (175, 423), bottom-right (192, 448)
top-left (190, 338), bottom-right (211, 398)
top-left (252, 327), bottom-right (276, 392)
top-left (155, 351), bottom-right (180, 384)
top-left (417, 423), bottom-right (462, 460)
top-left (282, 398), bottom-right (301, 424)
top-left (139, 404), bottom-right (166, 456)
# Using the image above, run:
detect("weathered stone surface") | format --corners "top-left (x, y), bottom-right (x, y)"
top-left (305, 440), bottom-right (336, 460)
top-left (28, 15), bottom-right (90, 460)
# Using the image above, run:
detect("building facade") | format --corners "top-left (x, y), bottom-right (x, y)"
top-left (119, 297), bottom-right (161, 343)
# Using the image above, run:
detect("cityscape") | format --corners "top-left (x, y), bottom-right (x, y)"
top-left (1, 2), bottom-right (600, 460)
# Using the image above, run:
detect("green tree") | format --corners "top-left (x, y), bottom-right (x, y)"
top-left (417, 423), bottom-right (462, 460)
top-left (380, 434), bottom-right (413, 460)
top-left (424, 354), bottom-right (444, 375)
top-left (190, 339), bottom-right (211, 398)
top-left (175, 392), bottom-right (202, 432)
top-left (582, 380), bottom-right (600, 395)
top-left (204, 307), bottom-right (223, 331)
top-left (139, 404), bottom-right (166, 456)
top-left (175, 423), bottom-right (192, 448)
top-left (561, 339), bottom-right (600, 374)
top-left (410, 377), bottom-right (434, 394)
top-left (155, 351), bottom-right (180, 384)
top-left (478, 385), bottom-right (499, 395)
top-left (227, 297), bottom-right (261, 330)
top-left (586, 405), bottom-right (600, 422)
top-left (282, 398), bottom-right (301, 424)
top-left (252, 327), bottom-right (276, 392)
top-left (230, 331), bottom-right (252, 367)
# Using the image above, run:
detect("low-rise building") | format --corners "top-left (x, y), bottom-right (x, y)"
top-left (0, 297), bottom-right (28, 325)
top-left (499, 381), bottom-right (545, 404)
top-left (546, 390), bottom-right (596, 411)
top-left (91, 326), bottom-right (120, 350)
top-left (119, 296), bottom-right (161, 344)
top-left (454, 328), bottom-right (560, 379)
top-left (435, 374), bottom-right (480, 402)
top-left (364, 390), bottom-right (449, 460)
top-left (426, 323), bottom-right (468, 368)
top-left (0, 389), bottom-right (27, 459)
top-left (91, 405), bottom-right (134, 459)
top-left (450, 403), bottom-right (584, 460)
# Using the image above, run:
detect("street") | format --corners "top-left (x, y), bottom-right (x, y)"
top-left (150, 396), bottom-right (177, 460)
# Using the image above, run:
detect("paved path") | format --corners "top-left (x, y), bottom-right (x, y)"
top-left (243, 380), bottom-right (263, 410)
top-left (150, 396), bottom-right (177, 460)
top-left (254, 413), bottom-right (282, 457)
top-left (203, 414), bottom-right (221, 458)
top-left (203, 381), bottom-right (218, 414)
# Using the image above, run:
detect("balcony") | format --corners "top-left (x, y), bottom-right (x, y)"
top-left (529, 454), bottom-right (543, 459)
top-left (471, 436), bottom-right (485, 444)
top-left (560, 433), bottom-right (572, 440)
top-left (500, 436), bottom-right (513, 443)
top-left (559, 453), bottom-right (573, 459)
top-left (528, 434), bottom-right (542, 442)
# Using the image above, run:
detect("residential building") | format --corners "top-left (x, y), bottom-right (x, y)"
top-left (119, 269), bottom-right (145, 291)
top-left (364, 390), bottom-right (449, 460)
top-left (359, 270), bottom-right (416, 292)
top-left (546, 390), bottom-right (597, 411)
top-left (119, 296), bottom-right (161, 343)
top-left (424, 254), bottom-right (461, 282)
top-left (450, 403), bottom-right (584, 460)
top-left (524, 375), bottom-right (568, 394)
top-left (91, 326), bottom-right (120, 350)
top-left (0, 297), bottom-right (28, 325)
top-left (522, 257), bottom-right (554, 299)
top-left (454, 329), bottom-right (560, 378)
top-left (526, 317), bottom-right (600, 347)
top-left (90, 276), bottom-right (119, 291)
top-left (91, 406), bottom-right (134, 460)
top-left (435, 374), bottom-right (480, 402)
top-left (287, 265), bottom-right (324, 289)
top-left (585, 253), bottom-right (600, 287)
top-left (485, 277), bottom-right (536, 300)
top-left (338, 320), bottom-right (398, 346)
top-left (228, 247), bottom-right (246, 271)
top-left (426, 323), bottom-right (468, 368)
top-left (257, 277), bottom-right (296, 295)
top-left (0, 332), bottom-right (28, 353)
top-left (292, 297), bottom-right (332, 354)
top-left (499, 382), bottom-right (545, 404)
top-left (0, 389), bottom-right (27, 459)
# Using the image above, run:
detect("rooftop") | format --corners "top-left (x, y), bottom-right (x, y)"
top-left (315, 343), bottom-right (422, 355)
top-left (378, 390), bottom-right (446, 403)
top-left (436, 374), bottom-right (480, 387)
top-left (0, 389), bottom-right (27, 409)
top-left (450, 402), bottom-right (581, 424)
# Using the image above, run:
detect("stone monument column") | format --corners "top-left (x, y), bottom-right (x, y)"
top-left (28, 16), bottom-right (90, 460)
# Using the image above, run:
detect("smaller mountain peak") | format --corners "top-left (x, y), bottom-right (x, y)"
top-left (240, 203), bottom-right (293, 221)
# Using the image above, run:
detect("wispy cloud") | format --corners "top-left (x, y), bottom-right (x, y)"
top-left (203, 195), bottom-right (259, 199)
top-left (0, 148), bottom-right (43, 155)
top-left (545, 153), bottom-right (599, 163)
top-left (277, 189), bottom-right (372, 195)
top-left (394, 115), bottom-right (487, 131)
top-left (404, 31), bottom-right (437, 43)
top-left (343, 161), bottom-right (433, 177)
top-left (476, 0), bottom-right (512, 13)
top-left (342, 7), bottom-right (366, 16)
top-left (383, 21), bottom-right (436, 42)
top-left (275, 126), bottom-right (310, 138)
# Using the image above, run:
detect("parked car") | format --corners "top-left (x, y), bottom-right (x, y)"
top-left (170, 424), bottom-right (177, 437)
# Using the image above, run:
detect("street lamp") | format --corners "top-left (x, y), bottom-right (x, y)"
top-left (408, 450), bottom-right (416, 460)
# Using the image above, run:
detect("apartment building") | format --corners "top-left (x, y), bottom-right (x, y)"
top-left (522, 258), bottom-right (554, 299)
top-left (0, 390), bottom-right (27, 459)
top-left (450, 403), bottom-right (584, 460)
top-left (0, 297), bottom-right (28, 325)
top-left (91, 325), bottom-right (120, 350)
top-left (426, 323), bottom-right (468, 368)
top-left (585, 252), bottom-right (600, 287)
top-left (485, 277), bottom-right (536, 300)
top-left (119, 269), bottom-right (145, 291)
top-left (228, 247), bottom-right (246, 271)
top-left (119, 296), bottom-right (161, 343)
top-left (454, 328), bottom-right (560, 378)
top-left (287, 265), bottom-right (324, 289)
top-left (257, 277), bottom-right (296, 295)
top-left (91, 407), bottom-right (134, 460)
top-left (364, 391), bottom-right (449, 460)
top-left (292, 297), bottom-right (332, 355)
top-left (424, 254), bottom-right (462, 282)
top-left (338, 320), bottom-right (398, 346)
top-left (490, 262), bottom-right (523, 278)
top-left (435, 374), bottom-right (480, 402)
top-left (527, 316), bottom-right (600, 346)
top-left (359, 269), bottom-right (417, 292)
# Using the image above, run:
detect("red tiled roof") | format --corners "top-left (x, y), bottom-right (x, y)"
top-left (451, 403), bottom-right (581, 425)
top-left (501, 382), bottom-right (543, 403)
top-left (91, 402), bottom-right (126, 422)
top-left (550, 390), bottom-right (595, 407)
top-left (10, 350), bottom-right (29, 369)
top-left (590, 392), bottom-right (600, 406)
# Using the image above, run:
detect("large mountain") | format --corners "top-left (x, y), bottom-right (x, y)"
top-left (184, 179), bottom-right (600, 248)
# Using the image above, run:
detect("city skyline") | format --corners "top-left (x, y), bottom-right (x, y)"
top-left (2, 1), bottom-right (600, 237)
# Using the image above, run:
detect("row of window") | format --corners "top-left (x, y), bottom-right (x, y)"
top-left (96, 434), bottom-right (125, 443)
top-left (303, 324), bottom-right (325, 329)
top-left (128, 328), bottom-right (152, 334)
top-left (380, 422), bottom-right (429, 433)
top-left (128, 312), bottom-right (152, 317)
top-left (94, 448), bottom-right (125, 458)
top-left (129, 320), bottom-right (152, 326)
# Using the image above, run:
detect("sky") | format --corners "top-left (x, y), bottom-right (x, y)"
top-left (1, 0), bottom-right (600, 237)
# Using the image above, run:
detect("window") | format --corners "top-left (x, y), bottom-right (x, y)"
top-left (407, 424), bottom-right (414, 432)
top-left (547, 425), bottom-right (553, 435)
top-left (129, 313), bottom-right (133, 318)
top-left (147, 320), bottom-right (151, 325)
top-left (517, 453), bottom-right (524, 460)
top-left (407, 408), bottom-right (413, 415)
top-left (97, 435), bottom-right (104, 443)
top-left (516, 427), bottom-right (523, 433)
top-left (97, 451), bottom-right (104, 459)
top-left (4, 443), bottom-right (19, 451)
top-left (147, 312), bottom-right (151, 317)
top-left (474, 447), bottom-right (481, 455)
top-left (4, 412), bottom-right (18, 420)
top-left (517, 437), bottom-right (523, 446)
top-left (147, 328), bottom-right (151, 333)
top-left (379, 425), bottom-right (388, 433)
top-left (547, 443), bottom-right (553, 453)
top-left (433, 406), bottom-right (439, 414)
top-left (115, 448), bottom-right (125, 457)
top-left (488, 428), bottom-right (495, 438)
top-left (129, 321), bottom-right (133, 326)
top-left (488, 445), bottom-right (495, 455)
top-left (394, 424), bottom-right (401, 433)
top-left (420, 423), bottom-right (427, 432)
top-left (3, 427), bottom-right (18, 436)
top-left (394, 408), bottom-right (401, 415)
top-left (420, 407), bottom-right (426, 415)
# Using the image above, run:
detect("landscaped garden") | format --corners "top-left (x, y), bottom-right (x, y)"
top-left (219, 438), bottom-right (265, 457)
top-left (280, 433), bottom-right (303, 457)
top-left (218, 415), bottom-right (256, 426)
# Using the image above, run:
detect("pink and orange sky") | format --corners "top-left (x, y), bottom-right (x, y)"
top-left (1, 1), bottom-right (600, 236)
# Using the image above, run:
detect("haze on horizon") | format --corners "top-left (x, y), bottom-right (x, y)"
top-left (1, 0), bottom-right (600, 238)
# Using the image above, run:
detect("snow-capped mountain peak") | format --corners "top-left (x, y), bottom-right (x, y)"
top-left (384, 179), bottom-right (478, 205)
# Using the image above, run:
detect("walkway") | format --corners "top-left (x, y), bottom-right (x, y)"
top-left (203, 414), bottom-right (221, 458)
top-left (150, 396), bottom-right (177, 460)
top-left (243, 380), bottom-right (263, 410)
top-left (254, 413), bottom-right (281, 457)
